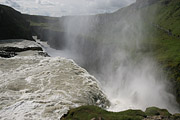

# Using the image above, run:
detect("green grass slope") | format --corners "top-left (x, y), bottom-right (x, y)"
top-left (142, 0), bottom-right (180, 104)
top-left (113, 0), bottom-right (180, 105)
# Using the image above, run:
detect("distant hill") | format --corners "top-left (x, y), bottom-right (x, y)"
top-left (0, 4), bottom-right (32, 40)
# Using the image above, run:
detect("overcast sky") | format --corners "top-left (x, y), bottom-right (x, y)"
top-left (0, 0), bottom-right (135, 17)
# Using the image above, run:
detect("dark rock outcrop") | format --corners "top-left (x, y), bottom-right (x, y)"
top-left (38, 51), bottom-right (50, 57)
top-left (24, 15), bottom-right (66, 50)
top-left (0, 51), bottom-right (16, 58)
top-left (0, 46), bottom-right (43, 52)
top-left (0, 39), bottom-right (44, 58)
top-left (0, 46), bottom-right (43, 58)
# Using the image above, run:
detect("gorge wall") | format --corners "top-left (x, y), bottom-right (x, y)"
top-left (23, 0), bottom-right (180, 108)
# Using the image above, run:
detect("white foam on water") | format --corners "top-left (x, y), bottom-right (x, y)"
top-left (0, 56), bottom-right (109, 120)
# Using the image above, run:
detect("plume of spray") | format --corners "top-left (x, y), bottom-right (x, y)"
top-left (52, 0), bottom-right (180, 113)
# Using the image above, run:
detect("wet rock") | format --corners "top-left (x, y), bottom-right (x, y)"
top-left (0, 51), bottom-right (17, 58)
top-left (0, 39), bottom-right (44, 58)
top-left (0, 46), bottom-right (43, 52)
top-left (38, 52), bottom-right (50, 57)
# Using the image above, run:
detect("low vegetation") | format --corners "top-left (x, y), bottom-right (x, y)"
top-left (61, 105), bottom-right (180, 120)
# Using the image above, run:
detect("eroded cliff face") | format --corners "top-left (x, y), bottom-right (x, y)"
top-left (0, 39), bottom-right (109, 120)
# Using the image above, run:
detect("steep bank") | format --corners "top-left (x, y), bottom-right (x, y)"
top-left (0, 5), bottom-right (32, 40)
top-left (23, 14), bottom-right (66, 49)
top-left (149, 0), bottom-right (180, 105)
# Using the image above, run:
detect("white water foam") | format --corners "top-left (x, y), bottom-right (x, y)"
top-left (0, 56), bottom-right (109, 120)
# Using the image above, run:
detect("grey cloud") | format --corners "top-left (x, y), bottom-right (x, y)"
top-left (0, 0), bottom-right (135, 16)
top-left (5, 0), bottom-right (21, 9)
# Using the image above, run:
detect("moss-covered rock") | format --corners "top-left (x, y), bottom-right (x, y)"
top-left (145, 107), bottom-right (171, 117)
top-left (61, 105), bottom-right (147, 120)
top-left (172, 113), bottom-right (180, 120)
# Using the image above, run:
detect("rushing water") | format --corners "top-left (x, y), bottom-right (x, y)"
top-left (0, 40), bottom-right (109, 120)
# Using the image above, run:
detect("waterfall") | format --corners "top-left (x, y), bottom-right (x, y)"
top-left (45, 2), bottom-right (179, 113)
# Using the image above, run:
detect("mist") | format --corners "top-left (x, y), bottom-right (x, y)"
top-left (45, 0), bottom-right (179, 113)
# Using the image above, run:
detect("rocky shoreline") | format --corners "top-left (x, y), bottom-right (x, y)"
top-left (0, 39), bottom-right (44, 57)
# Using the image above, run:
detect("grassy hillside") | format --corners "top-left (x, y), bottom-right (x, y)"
top-left (140, 0), bottom-right (180, 63)
top-left (23, 14), bottom-right (67, 49)
top-left (127, 0), bottom-right (180, 105)
top-left (155, 0), bottom-right (180, 36)
top-left (0, 5), bottom-right (32, 40)
top-left (143, 0), bottom-right (180, 104)
top-left (23, 14), bottom-right (62, 31)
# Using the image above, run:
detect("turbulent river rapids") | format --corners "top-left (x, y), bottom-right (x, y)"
top-left (0, 40), bottom-right (109, 120)
top-left (0, 35), bottom-right (179, 120)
